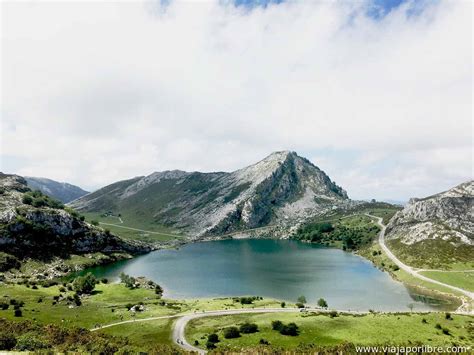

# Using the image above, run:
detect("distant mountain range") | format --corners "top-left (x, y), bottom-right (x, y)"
top-left (25, 176), bottom-right (89, 203)
top-left (70, 151), bottom-right (350, 238)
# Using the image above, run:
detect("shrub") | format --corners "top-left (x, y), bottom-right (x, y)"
top-left (259, 338), bottom-right (269, 345)
top-left (445, 312), bottom-right (452, 320)
top-left (0, 333), bottom-right (17, 350)
top-left (9, 299), bottom-right (17, 306)
top-left (14, 309), bottom-right (22, 317)
top-left (422, 318), bottom-right (427, 324)
top-left (223, 327), bottom-right (240, 339)
top-left (101, 278), bottom-right (109, 284)
top-left (0, 302), bottom-right (9, 310)
top-left (271, 320), bottom-right (283, 331)
top-left (73, 293), bottom-right (81, 306)
top-left (280, 322), bottom-right (299, 336)
top-left (31, 285), bottom-right (38, 290)
top-left (91, 220), bottom-right (99, 226)
top-left (22, 195), bottom-right (33, 205)
top-left (329, 311), bottom-right (338, 318)
top-left (15, 335), bottom-right (48, 351)
top-left (442, 328), bottom-right (450, 335)
top-left (79, 215), bottom-right (85, 221)
top-left (206, 341), bottom-right (216, 350)
top-left (280, 301), bottom-right (286, 308)
top-left (295, 302), bottom-right (305, 308)
top-left (59, 287), bottom-right (66, 293)
top-left (240, 322), bottom-right (258, 334)
top-left (73, 273), bottom-right (97, 294)
top-left (194, 340), bottom-right (199, 345)
top-left (207, 333), bottom-right (219, 343)
top-left (435, 323), bottom-right (442, 330)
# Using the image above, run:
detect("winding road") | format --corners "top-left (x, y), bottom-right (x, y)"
top-left (366, 213), bottom-right (474, 301)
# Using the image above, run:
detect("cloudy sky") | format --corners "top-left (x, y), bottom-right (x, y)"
top-left (1, 0), bottom-right (472, 201)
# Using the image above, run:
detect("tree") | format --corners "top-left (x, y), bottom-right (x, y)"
top-left (0, 334), bottom-right (16, 350)
top-left (207, 333), bottom-right (219, 343)
top-left (14, 309), bottom-right (22, 317)
top-left (239, 322), bottom-right (258, 334)
top-left (317, 298), bottom-right (328, 308)
top-left (73, 273), bottom-right (97, 294)
top-left (120, 272), bottom-right (136, 289)
top-left (280, 301), bottom-right (286, 308)
top-left (297, 295), bottom-right (306, 304)
top-left (223, 327), bottom-right (240, 339)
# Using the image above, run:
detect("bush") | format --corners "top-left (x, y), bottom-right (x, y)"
top-left (194, 340), bottom-right (199, 346)
top-left (207, 333), bottom-right (219, 343)
top-left (280, 301), bottom-right (286, 308)
top-left (22, 195), bottom-right (33, 205)
top-left (271, 320), bottom-right (283, 331)
top-left (295, 302), bottom-right (305, 308)
top-left (0, 302), bottom-right (9, 310)
top-left (223, 327), bottom-right (240, 339)
top-left (240, 322), bottom-right (258, 334)
top-left (14, 309), bottom-right (22, 317)
top-left (445, 312), bottom-right (452, 320)
top-left (435, 323), bottom-right (442, 330)
top-left (59, 287), bottom-right (66, 293)
top-left (73, 273), bottom-right (97, 294)
top-left (73, 293), bottom-right (81, 306)
top-left (91, 220), bottom-right (99, 226)
top-left (421, 318), bottom-right (427, 324)
top-left (442, 328), bottom-right (450, 335)
top-left (329, 311), bottom-right (338, 318)
top-left (0, 333), bottom-right (17, 350)
top-left (15, 335), bottom-right (48, 351)
top-left (259, 338), bottom-right (269, 345)
top-left (206, 341), bottom-right (216, 350)
top-left (280, 322), bottom-right (299, 336)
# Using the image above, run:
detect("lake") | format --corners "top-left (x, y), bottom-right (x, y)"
top-left (84, 239), bottom-right (456, 311)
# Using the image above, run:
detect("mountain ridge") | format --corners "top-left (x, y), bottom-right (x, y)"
top-left (70, 151), bottom-right (349, 238)
top-left (25, 176), bottom-right (89, 203)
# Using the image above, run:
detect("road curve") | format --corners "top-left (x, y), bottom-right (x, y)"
top-left (366, 213), bottom-right (474, 301)
top-left (172, 308), bottom-right (304, 354)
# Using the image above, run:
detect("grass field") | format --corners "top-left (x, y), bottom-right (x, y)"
top-left (0, 283), bottom-right (285, 330)
top-left (81, 212), bottom-right (184, 244)
top-left (420, 271), bottom-right (474, 293)
top-left (186, 312), bottom-right (474, 351)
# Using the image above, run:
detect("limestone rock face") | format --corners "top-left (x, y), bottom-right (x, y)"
top-left (70, 151), bottom-right (349, 238)
top-left (0, 173), bottom-right (150, 259)
top-left (386, 181), bottom-right (474, 246)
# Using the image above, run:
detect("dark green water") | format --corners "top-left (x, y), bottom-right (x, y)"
top-left (84, 239), bottom-right (455, 311)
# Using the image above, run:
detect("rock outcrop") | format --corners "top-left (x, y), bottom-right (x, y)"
top-left (386, 181), bottom-right (473, 245)
top-left (0, 173), bottom-right (150, 261)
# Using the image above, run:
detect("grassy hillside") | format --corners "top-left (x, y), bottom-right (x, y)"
top-left (186, 312), bottom-right (473, 352)
top-left (293, 203), bottom-right (400, 250)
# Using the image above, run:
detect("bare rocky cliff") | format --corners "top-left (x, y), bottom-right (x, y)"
top-left (386, 181), bottom-right (473, 245)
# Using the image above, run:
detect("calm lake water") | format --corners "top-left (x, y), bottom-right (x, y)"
top-left (84, 239), bottom-right (456, 311)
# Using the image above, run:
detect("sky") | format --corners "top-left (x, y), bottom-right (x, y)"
top-left (1, 0), bottom-right (472, 201)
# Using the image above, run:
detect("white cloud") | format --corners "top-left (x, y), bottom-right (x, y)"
top-left (1, 0), bottom-right (471, 200)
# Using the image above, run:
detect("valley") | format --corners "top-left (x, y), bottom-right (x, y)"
top-left (0, 154), bottom-right (473, 353)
